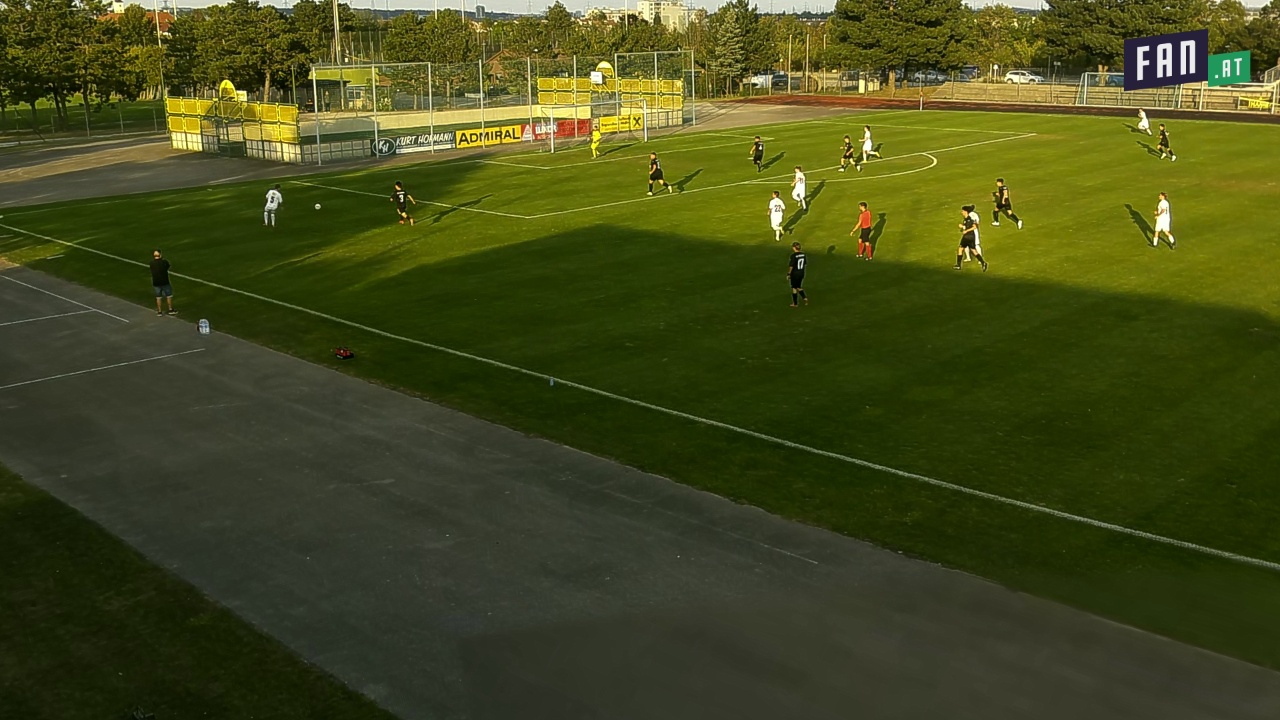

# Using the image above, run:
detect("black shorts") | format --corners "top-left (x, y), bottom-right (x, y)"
top-left (996, 202), bottom-right (1012, 212)
top-left (650, 170), bottom-right (664, 181)
top-left (960, 234), bottom-right (977, 250)
top-left (789, 272), bottom-right (805, 289)
top-left (859, 227), bottom-right (872, 241)
top-left (842, 150), bottom-right (854, 160)
top-left (753, 154), bottom-right (764, 163)
top-left (396, 204), bottom-right (408, 214)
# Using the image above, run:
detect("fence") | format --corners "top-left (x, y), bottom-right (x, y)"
top-left (0, 100), bottom-right (165, 141)
top-left (926, 72), bottom-right (1279, 116)
top-left (164, 52), bottom-right (695, 165)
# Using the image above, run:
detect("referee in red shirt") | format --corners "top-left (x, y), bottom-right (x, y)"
top-left (852, 202), bottom-right (874, 260)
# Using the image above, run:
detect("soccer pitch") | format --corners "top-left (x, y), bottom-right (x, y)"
top-left (5, 108), bottom-right (1280, 666)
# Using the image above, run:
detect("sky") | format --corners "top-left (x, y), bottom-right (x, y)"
top-left (166, 0), bottom-right (1266, 17)
top-left (167, 0), bottom-right (1054, 15)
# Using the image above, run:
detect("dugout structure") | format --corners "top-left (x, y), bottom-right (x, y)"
top-left (166, 80), bottom-right (307, 162)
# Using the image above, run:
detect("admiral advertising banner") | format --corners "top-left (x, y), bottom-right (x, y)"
top-left (371, 131), bottom-right (455, 156)
top-left (456, 124), bottom-right (524, 148)
top-left (522, 118), bottom-right (594, 141)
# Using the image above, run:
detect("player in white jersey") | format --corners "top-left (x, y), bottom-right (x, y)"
top-left (861, 125), bottom-right (882, 162)
top-left (263, 184), bottom-right (283, 227)
top-left (1136, 108), bottom-right (1152, 135)
top-left (1151, 191), bottom-right (1176, 250)
top-left (790, 166), bottom-right (808, 210)
top-left (768, 191), bottom-right (786, 241)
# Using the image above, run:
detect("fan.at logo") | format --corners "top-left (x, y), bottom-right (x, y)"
top-left (1124, 30), bottom-right (1208, 91)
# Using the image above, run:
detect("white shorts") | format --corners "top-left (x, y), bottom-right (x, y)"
top-left (771, 214), bottom-right (784, 231)
top-left (1155, 218), bottom-right (1171, 233)
top-left (862, 140), bottom-right (873, 153)
top-left (792, 185), bottom-right (806, 200)
top-left (264, 204), bottom-right (278, 212)
top-left (1138, 119), bottom-right (1150, 130)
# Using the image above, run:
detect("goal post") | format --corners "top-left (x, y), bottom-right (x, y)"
top-left (537, 98), bottom-right (648, 153)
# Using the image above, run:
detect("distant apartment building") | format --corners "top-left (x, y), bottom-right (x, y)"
top-left (589, 0), bottom-right (689, 31)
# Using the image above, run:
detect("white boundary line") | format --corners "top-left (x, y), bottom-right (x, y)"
top-left (290, 180), bottom-right (529, 219)
top-left (0, 348), bottom-right (206, 391)
top-left (525, 133), bottom-right (1036, 219)
top-left (478, 159), bottom-right (553, 170)
top-left (1, 273), bottom-right (130, 323)
top-left (1, 220), bottom-right (1277, 574)
top-left (0, 309), bottom-right (94, 328)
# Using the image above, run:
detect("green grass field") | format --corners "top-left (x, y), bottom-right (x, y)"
top-left (0, 98), bottom-right (164, 139)
top-left (5, 107), bottom-right (1280, 669)
top-left (0, 465), bottom-right (394, 718)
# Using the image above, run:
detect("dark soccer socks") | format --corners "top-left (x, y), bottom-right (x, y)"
top-left (956, 254), bottom-right (965, 268)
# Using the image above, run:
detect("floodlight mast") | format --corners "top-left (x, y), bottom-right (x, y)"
top-left (332, 0), bottom-right (341, 65)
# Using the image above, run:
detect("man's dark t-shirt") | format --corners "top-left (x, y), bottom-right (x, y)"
top-left (150, 257), bottom-right (171, 287)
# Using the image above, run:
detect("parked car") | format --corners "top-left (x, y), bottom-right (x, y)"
top-left (1004, 70), bottom-right (1045, 84)
top-left (911, 70), bottom-right (946, 84)
top-left (746, 72), bottom-right (790, 89)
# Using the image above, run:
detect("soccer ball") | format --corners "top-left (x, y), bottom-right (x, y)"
top-left (314, 203), bottom-right (322, 210)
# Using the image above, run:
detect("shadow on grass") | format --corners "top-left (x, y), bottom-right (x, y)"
top-left (761, 152), bottom-right (785, 172)
top-left (1124, 203), bottom-right (1154, 243)
top-left (433, 194), bottom-right (493, 225)
top-left (1137, 140), bottom-right (1161, 157)
top-left (7, 221), bottom-right (1280, 674)
top-left (598, 142), bottom-right (635, 158)
top-left (674, 168), bottom-right (703, 192)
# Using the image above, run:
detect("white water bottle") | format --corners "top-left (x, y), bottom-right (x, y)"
top-left (198, 319), bottom-right (210, 335)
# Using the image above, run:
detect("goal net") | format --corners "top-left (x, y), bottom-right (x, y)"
top-left (533, 99), bottom-right (649, 154)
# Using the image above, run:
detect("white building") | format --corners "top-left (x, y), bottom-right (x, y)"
top-left (637, 0), bottom-right (689, 31)
top-left (589, 0), bottom-right (689, 31)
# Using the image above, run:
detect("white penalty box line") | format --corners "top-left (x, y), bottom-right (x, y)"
top-left (0, 348), bottom-right (206, 392)
top-left (1, 219), bottom-right (1277, 575)
top-left (526, 132), bottom-right (1038, 220)
top-left (1, 273), bottom-right (130, 323)
top-left (296, 132), bottom-right (1038, 223)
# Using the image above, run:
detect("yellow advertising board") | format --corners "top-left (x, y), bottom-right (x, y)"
top-left (599, 114), bottom-right (644, 133)
top-left (456, 124), bottom-right (525, 148)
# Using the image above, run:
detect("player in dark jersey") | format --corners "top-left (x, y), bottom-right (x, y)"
top-left (991, 178), bottom-right (1022, 229)
top-left (838, 135), bottom-right (861, 173)
top-left (390, 181), bottom-right (416, 225)
top-left (1156, 123), bottom-right (1177, 161)
top-left (787, 241), bottom-right (808, 307)
top-left (647, 152), bottom-right (673, 195)
top-left (956, 208), bottom-right (987, 272)
top-left (750, 136), bottom-right (765, 173)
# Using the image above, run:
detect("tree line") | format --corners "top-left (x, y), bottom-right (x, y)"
top-left (2, 0), bottom-right (1278, 130)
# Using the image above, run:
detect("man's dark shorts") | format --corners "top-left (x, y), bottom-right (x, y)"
top-left (154, 284), bottom-right (173, 298)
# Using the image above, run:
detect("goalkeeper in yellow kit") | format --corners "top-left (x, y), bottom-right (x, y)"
top-left (591, 127), bottom-right (602, 158)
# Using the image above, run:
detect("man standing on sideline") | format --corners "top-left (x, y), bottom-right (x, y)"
top-left (150, 250), bottom-right (177, 316)
top-left (852, 201), bottom-right (874, 260)
top-left (264, 184), bottom-right (283, 228)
